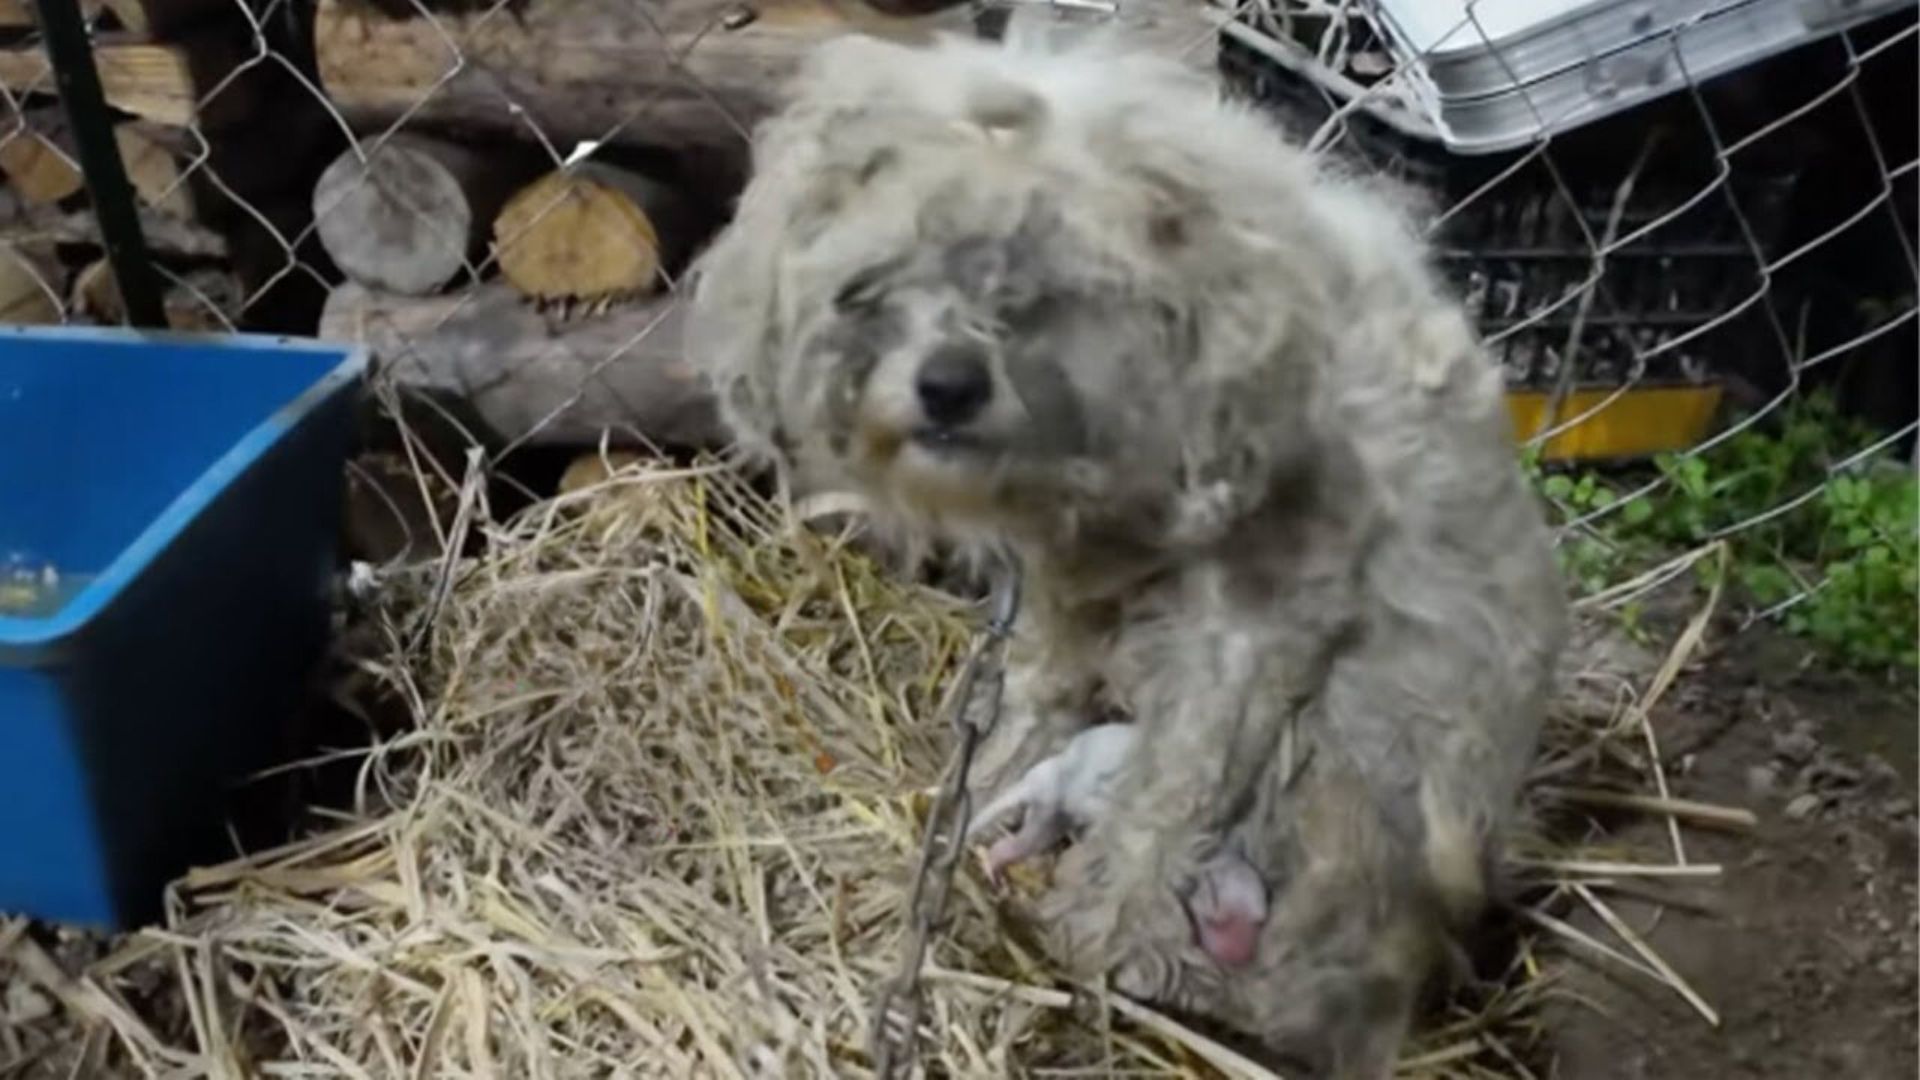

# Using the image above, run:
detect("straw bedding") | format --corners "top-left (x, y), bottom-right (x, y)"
top-left (0, 453), bottom-right (1721, 1079)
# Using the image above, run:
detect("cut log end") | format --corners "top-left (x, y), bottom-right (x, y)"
top-left (115, 124), bottom-right (194, 220)
top-left (0, 117), bottom-right (192, 217)
top-left (0, 247), bottom-right (62, 324)
top-left (313, 136), bottom-right (485, 296)
top-left (71, 257), bottom-right (240, 330)
top-left (493, 167), bottom-right (672, 302)
top-left (0, 131), bottom-right (84, 205)
top-left (0, 33), bottom-right (251, 130)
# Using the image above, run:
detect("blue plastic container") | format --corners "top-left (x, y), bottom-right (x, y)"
top-left (0, 326), bottom-right (366, 930)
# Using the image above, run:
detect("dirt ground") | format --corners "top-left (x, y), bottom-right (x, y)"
top-left (1541, 608), bottom-right (1918, 1080)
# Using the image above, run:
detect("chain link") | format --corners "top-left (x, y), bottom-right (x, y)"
top-left (869, 562), bottom-right (1023, 1078)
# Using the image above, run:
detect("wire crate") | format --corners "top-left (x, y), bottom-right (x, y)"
top-left (1215, 1), bottom-right (1918, 456)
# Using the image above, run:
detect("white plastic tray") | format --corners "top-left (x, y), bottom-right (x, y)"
top-left (1229, 0), bottom-right (1913, 154)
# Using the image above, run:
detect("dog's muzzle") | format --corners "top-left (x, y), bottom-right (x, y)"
top-left (911, 343), bottom-right (995, 450)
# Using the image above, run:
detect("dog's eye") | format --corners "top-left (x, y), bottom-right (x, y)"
top-left (833, 279), bottom-right (878, 311)
top-left (999, 296), bottom-right (1060, 334)
top-left (833, 260), bottom-right (903, 312)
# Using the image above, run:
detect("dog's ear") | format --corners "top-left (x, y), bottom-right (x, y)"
top-left (833, 256), bottom-right (909, 313)
top-left (684, 237), bottom-right (790, 466)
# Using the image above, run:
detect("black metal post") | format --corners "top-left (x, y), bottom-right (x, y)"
top-left (30, 0), bottom-right (167, 328)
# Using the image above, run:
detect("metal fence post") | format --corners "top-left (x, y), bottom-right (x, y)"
top-left (29, 0), bottom-right (168, 328)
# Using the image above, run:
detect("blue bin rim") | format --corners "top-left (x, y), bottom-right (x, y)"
top-left (0, 325), bottom-right (368, 654)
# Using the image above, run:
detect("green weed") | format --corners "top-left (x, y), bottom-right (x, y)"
top-left (1526, 391), bottom-right (1918, 675)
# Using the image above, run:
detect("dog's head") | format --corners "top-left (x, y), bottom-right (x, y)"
top-left (781, 207), bottom-right (1214, 542)
top-left (687, 31), bottom-right (1340, 551)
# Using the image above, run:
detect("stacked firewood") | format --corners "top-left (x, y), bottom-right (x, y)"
top-left (302, 0), bottom-right (976, 447)
top-left (0, 0), bottom-right (979, 444)
top-left (0, 0), bottom-right (360, 332)
top-left (0, 0), bottom-right (237, 328)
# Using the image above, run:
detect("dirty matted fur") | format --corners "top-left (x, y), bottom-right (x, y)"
top-left (685, 21), bottom-right (1569, 1079)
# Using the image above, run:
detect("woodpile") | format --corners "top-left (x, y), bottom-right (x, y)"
top-left (1, 0), bottom-right (974, 448)
top-left (0, 139), bottom-right (236, 329)
top-left (0, 0), bottom-right (256, 331)
top-left (319, 281), bottom-right (723, 449)
top-left (311, 133), bottom-right (530, 297)
top-left (312, 0), bottom-right (969, 159)
top-left (0, 111), bottom-right (192, 216)
top-left (0, 0), bottom-right (228, 36)
top-left (304, 0), bottom-right (973, 449)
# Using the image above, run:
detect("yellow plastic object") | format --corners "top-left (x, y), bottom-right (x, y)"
top-left (1505, 383), bottom-right (1725, 462)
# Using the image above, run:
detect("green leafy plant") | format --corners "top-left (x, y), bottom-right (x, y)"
top-left (1528, 391), bottom-right (1918, 674)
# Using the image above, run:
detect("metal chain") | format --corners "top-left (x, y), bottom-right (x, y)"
top-left (869, 562), bottom-right (1023, 1078)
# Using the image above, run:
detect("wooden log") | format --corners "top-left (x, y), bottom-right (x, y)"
top-left (312, 134), bottom-right (530, 296)
top-left (0, 244), bottom-right (61, 324)
top-left (69, 257), bottom-right (118, 319)
top-left (0, 112), bottom-right (190, 217)
top-left (492, 162), bottom-right (693, 301)
top-left (114, 122), bottom-right (193, 218)
top-left (0, 0), bottom-right (99, 29)
top-left (0, 30), bottom-right (254, 129)
top-left (0, 123), bottom-right (82, 204)
top-left (318, 281), bottom-right (723, 449)
top-left (69, 256), bottom-right (238, 329)
top-left (0, 200), bottom-right (227, 256)
top-left (0, 37), bottom-right (191, 124)
top-left (0, 0), bottom-right (227, 33)
top-left (313, 0), bottom-right (972, 160)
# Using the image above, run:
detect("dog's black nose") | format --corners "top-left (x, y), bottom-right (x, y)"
top-left (915, 344), bottom-right (993, 426)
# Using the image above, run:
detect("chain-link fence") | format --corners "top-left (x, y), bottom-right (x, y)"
top-left (1217, 3), bottom-right (1919, 676)
top-left (1, 0), bottom-right (1913, 643)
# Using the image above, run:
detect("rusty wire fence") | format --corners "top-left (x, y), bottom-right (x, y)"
top-left (0, 0), bottom-right (1914, 660)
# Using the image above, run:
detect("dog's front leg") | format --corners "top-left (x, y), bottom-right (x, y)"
top-left (965, 602), bottom-right (1104, 808)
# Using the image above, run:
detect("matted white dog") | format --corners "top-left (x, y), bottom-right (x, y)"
top-left (686, 19), bottom-right (1568, 1078)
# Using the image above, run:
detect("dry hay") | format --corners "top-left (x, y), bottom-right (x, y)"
top-left (0, 456), bottom-right (1752, 1079)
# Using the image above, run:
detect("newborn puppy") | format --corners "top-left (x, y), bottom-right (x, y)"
top-left (965, 721), bottom-right (1135, 883)
top-left (1182, 849), bottom-right (1268, 970)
